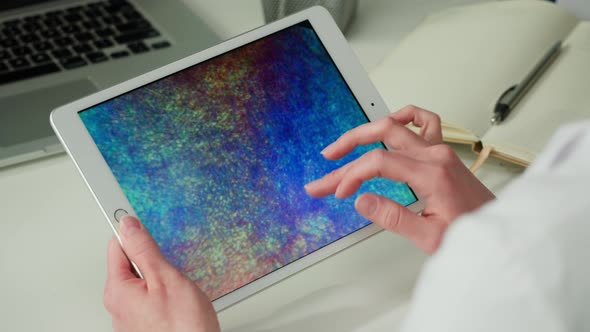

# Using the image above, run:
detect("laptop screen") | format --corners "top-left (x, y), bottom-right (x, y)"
top-left (77, 20), bottom-right (418, 301)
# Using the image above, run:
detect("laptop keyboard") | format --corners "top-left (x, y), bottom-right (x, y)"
top-left (0, 0), bottom-right (172, 85)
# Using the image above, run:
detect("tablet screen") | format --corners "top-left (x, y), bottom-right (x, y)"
top-left (78, 21), bottom-right (417, 300)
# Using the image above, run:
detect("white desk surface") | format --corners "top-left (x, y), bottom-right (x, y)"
top-left (0, 1), bottom-right (523, 331)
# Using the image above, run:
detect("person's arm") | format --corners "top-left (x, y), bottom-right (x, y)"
top-left (400, 121), bottom-right (590, 331)
top-left (104, 216), bottom-right (220, 332)
top-left (305, 105), bottom-right (495, 253)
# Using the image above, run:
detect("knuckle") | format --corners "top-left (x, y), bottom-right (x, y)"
top-left (428, 144), bottom-right (456, 162)
top-left (325, 169), bottom-right (340, 181)
top-left (370, 148), bottom-right (387, 159)
top-left (384, 114), bottom-right (399, 127)
top-left (424, 111), bottom-right (441, 127)
top-left (325, 164), bottom-right (348, 183)
top-left (382, 204), bottom-right (402, 231)
top-left (403, 104), bottom-right (420, 113)
top-left (432, 163), bottom-right (452, 181)
top-left (429, 163), bottom-right (455, 191)
top-left (366, 149), bottom-right (387, 167)
top-left (382, 115), bottom-right (400, 133)
top-left (428, 112), bottom-right (441, 125)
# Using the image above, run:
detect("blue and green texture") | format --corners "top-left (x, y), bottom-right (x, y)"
top-left (80, 22), bottom-right (416, 300)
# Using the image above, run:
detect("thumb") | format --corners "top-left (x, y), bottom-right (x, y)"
top-left (119, 215), bottom-right (174, 283)
top-left (355, 193), bottom-right (443, 253)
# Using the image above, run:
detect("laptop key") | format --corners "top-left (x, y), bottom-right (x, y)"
top-left (12, 46), bottom-right (33, 57)
top-left (31, 53), bottom-right (51, 63)
top-left (74, 32), bottom-right (94, 43)
top-left (64, 14), bottom-right (83, 22)
top-left (86, 51), bottom-right (108, 63)
top-left (0, 50), bottom-right (10, 60)
top-left (84, 10), bottom-right (104, 19)
top-left (94, 39), bottom-right (114, 49)
top-left (96, 28), bottom-right (115, 38)
top-left (115, 29), bottom-right (159, 44)
top-left (152, 41), bottom-right (171, 49)
top-left (73, 43), bottom-right (93, 53)
top-left (40, 29), bottom-right (61, 39)
top-left (115, 21), bottom-right (151, 33)
top-left (43, 18), bottom-right (63, 28)
top-left (22, 23), bottom-right (42, 32)
top-left (2, 26), bottom-right (22, 36)
top-left (0, 38), bottom-right (19, 48)
top-left (20, 33), bottom-right (40, 44)
top-left (82, 19), bottom-right (103, 30)
top-left (52, 48), bottom-right (72, 59)
top-left (122, 10), bottom-right (143, 21)
top-left (61, 24), bottom-right (80, 34)
top-left (54, 36), bottom-right (75, 47)
top-left (102, 16), bottom-right (123, 25)
top-left (111, 50), bottom-right (130, 59)
top-left (61, 56), bottom-right (87, 69)
top-left (128, 42), bottom-right (149, 54)
top-left (33, 41), bottom-right (53, 52)
top-left (9, 58), bottom-right (31, 69)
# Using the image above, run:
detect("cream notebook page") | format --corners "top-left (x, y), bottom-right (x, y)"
top-left (481, 22), bottom-right (590, 164)
top-left (370, 1), bottom-right (577, 145)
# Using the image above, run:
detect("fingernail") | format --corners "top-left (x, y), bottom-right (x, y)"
top-left (120, 216), bottom-right (140, 237)
top-left (355, 195), bottom-right (378, 216)
top-left (304, 179), bottom-right (317, 188)
top-left (320, 144), bottom-right (334, 156)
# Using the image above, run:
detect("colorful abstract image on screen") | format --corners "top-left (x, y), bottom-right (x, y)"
top-left (79, 21), bottom-right (417, 300)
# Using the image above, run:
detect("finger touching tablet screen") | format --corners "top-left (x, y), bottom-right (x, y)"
top-left (51, 7), bottom-right (423, 311)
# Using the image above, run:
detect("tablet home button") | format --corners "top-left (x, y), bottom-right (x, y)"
top-left (114, 209), bottom-right (128, 222)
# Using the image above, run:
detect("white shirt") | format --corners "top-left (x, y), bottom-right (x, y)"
top-left (401, 122), bottom-right (590, 331)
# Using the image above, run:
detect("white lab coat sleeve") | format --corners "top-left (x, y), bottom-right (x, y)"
top-left (400, 121), bottom-right (590, 332)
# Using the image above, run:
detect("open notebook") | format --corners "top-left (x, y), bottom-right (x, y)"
top-left (370, 0), bottom-right (590, 167)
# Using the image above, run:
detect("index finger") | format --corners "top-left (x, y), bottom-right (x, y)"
top-left (306, 149), bottom-right (429, 199)
top-left (333, 149), bottom-right (430, 198)
top-left (321, 116), bottom-right (428, 160)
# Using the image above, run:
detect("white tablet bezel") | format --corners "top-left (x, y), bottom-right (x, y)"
top-left (50, 6), bottom-right (425, 311)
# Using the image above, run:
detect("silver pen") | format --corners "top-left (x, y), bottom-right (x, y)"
top-left (491, 40), bottom-right (562, 125)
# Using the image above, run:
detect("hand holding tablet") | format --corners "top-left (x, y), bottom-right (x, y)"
top-left (104, 216), bottom-right (220, 332)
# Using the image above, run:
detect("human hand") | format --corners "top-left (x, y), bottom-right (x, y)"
top-left (104, 216), bottom-right (220, 332)
top-left (305, 106), bottom-right (495, 253)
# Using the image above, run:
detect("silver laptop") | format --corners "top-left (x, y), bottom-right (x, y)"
top-left (0, 0), bottom-right (219, 168)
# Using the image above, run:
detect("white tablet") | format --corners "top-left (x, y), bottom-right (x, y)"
top-left (51, 6), bottom-right (424, 311)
